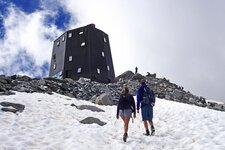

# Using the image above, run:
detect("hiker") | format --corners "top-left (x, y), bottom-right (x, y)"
top-left (116, 87), bottom-right (136, 142)
top-left (136, 79), bottom-right (155, 136)
top-left (135, 67), bottom-right (138, 74)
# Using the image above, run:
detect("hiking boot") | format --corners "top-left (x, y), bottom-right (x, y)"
top-left (151, 126), bottom-right (155, 136)
top-left (144, 129), bottom-right (150, 136)
top-left (123, 133), bottom-right (128, 142)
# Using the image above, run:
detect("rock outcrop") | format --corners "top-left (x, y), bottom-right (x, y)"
top-left (0, 72), bottom-right (224, 112)
top-left (0, 102), bottom-right (25, 114)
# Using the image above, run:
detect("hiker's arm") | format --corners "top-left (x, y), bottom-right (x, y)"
top-left (130, 95), bottom-right (136, 117)
top-left (136, 88), bottom-right (142, 111)
top-left (116, 96), bottom-right (121, 119)
top-left (151, 90), bottom-right (156, 106)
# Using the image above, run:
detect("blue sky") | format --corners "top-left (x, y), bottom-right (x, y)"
top-left (0, 0), bottom-right (72, 77)
top-left (0, 0), bottom-right (225, 102)
top-left (2, 0), bottom-right (41, 13)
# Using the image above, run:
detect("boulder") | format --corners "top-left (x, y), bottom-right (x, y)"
top-left (80, 117), bottom-right (106, 126)
top-left (95, 93), bottom-right (114, 105)
top-left (71, 104), bottom-right (105, 112)
top-left (0, 102), bottom-right (25, 113)
top-left (131, 73), bottom-right (144, 81)
top-left (115, 70), bottom-right (134, 82)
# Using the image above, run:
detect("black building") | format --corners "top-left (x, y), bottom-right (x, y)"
top-left (49, 24), bottom-right (115, 83)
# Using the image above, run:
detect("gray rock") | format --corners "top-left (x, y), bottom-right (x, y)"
top-left (0, 90), bottom-right (15, 95)
top-left (146, 72), bottom-right (156, 78)
top-left (207, 101), bottom-right (225, 111)
top-left (80, 117), bottom-right (106, 126)
top-left (115, 70), bottom-right (134, 82)
top-left (95, 93), bottom-right (114, 105)
top-left (131, 73), bottom-right (145, 81)
top-left (173, 89), bottom-right (183, 99)
top-left (77, 77), bottom-right (91, 84)
top-left (0, 75), bottom-right (12, 84)
top-left (0, 102), bottom-right (25, 113)
top-left (1, 108), bottom-right (18, 113)
top-left (77, 105), bottom-right (105, 112)
top-left (0, 78), bottom-right (8, 84)
top-left (18, 75), bottom-right (32, 82)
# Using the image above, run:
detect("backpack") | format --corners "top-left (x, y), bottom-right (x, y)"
top-left (141, 86), bottom-right (155, 105)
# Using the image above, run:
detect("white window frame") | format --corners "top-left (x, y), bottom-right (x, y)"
top-left (57, 41), bottom-right (60, 46)
top-left (68, 33), bottom-right (72, 38)
top-left (53, 64), bottom-right (56, 70)
top-left (102, 51), bottom-right (105, 57)
top-left (107, 65), bottom-right (110, 71)
top-left (77, 67), bottom-right (82, 73)
top-left (69, 56), bottom-right (72, 62)
top-left (53, 54), bottom-right (56, 60)
top-left (81, 42), bottom-right (85, 47)
top-left (104, 37), bottom-right (107, 43)
top-left (97, 68), bottom-right (100, 74)
top-left (62, 36), bottom-right (65, 42)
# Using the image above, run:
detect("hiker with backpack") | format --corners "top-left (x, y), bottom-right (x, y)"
top-left (116, 87), bottom-right (136, 142)
top-left (137, 79), bottom-right (155, 136)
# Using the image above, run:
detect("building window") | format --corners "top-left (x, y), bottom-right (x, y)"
top-left (77, 67), bottom-right (82, 73)
top-left (62, 36), bottom-right (65, 42)
top-left (103, 37), bottom-right (107, 43)
top-left (107, 65), bottom-right (110, 71)
top-left (68, 33), bottom-right (72, 38)
top-left (69, 56), bottom-right (72, 61)
top-left (81, 42), bottom-right (85, 47)
top-left (102, 51), bottom-right (105, 57)
top-left (79, 31), bottom-right (84, 35)
top-left (97, 68), bottom-right (100, 74)
top-left (53, 54), bottom-right (56, 60)
top-left (53, 64), bottom-right (56, 70)
top-left (57, 41), bottom-right (60, 46)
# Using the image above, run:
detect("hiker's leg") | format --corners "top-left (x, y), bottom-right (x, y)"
top-left (120, 116), bottom-right (126, 130)
top-left (124, 117), bottom-right (130, 134)
top-left (149, 120), bottom-right (153, 126)
top-left (141, 106), bottom-right (150, 135)
top-left (143, 120), bottom-right (148, 130)
top-left (148, 106), bottom-right (155, 134)
top-left (121, 116), bottom-right (125, 122)
top-left (148, 120), bottom-right (155, 135)
top-left (149, 120), bottom-right (155, 129)
top-left (123, 117), bottom-right (130, 142)
top-left (143, 120), bottom-right (150, 135)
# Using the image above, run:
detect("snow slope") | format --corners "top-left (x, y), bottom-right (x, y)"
top-left (0, 92), bottom-right (225, 150)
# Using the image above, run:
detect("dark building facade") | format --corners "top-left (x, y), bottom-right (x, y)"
top-left (49, 24), bottom-right (115, 83)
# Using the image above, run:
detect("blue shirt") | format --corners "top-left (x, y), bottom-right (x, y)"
top-left (137, 82), bottom-right (155, 110)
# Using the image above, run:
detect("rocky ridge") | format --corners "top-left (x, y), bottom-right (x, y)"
top-left (0, 71), bottom-right (224, 112)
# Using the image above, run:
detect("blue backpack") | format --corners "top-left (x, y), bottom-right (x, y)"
top-left (141, 86), bottom-right (155, 105)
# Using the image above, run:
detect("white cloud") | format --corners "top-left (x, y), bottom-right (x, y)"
top-left (1, 0), bottom-right (225, 102)
top-left (60, 0), bottom-right (225, 102)
top-left (0, 4), bottom-right (62, 75)
top-left (61, 0), bottom-right (139, 73)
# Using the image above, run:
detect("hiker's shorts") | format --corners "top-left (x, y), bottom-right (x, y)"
top-left (119, 109), bottom-right (132, 117)
top-left (141, 105), bottom-right (153, 121)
